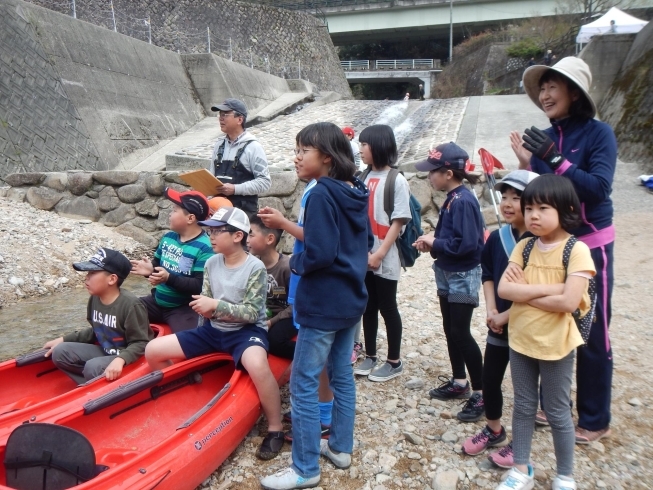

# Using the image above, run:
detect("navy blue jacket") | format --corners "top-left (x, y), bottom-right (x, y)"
top-left (530, 117), bottom-right (617, 237)
top-left (290, 177), bottom-right (371, 331)
top-left (480, 227), bottom-right (533, 343)
top-left (430, 185), bottom-right (484, 272)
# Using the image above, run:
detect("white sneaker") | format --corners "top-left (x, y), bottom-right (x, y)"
top-left (260, 467), bottom-right (320, 490)
top-left (319, 439), bottom-right (351, 469)
top-left (552, 475), bottom-right (577, 490)
top-left (495, 466), bottom-right (535, 490)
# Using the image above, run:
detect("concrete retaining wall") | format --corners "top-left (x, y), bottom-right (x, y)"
top-left (579, 33), bottom-right (638, 107)
top-left (594, 23), bottom-right (653, 168)
top-left (0, 169), bottom-right (509, 251)
top-left (25, 0), bottom-right (351, 97)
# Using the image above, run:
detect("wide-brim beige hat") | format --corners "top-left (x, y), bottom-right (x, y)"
top-left (522, 56), bottom-right (596, 119)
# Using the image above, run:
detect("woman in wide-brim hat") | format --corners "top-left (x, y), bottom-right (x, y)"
top-left (504, 56), bottom-right (617, 483)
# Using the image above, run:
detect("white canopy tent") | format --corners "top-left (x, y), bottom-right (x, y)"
top-left (576, 7), bottom-right (648, 44)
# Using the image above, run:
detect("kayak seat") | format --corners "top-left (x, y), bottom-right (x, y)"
top-left (3, 423), bottom-right (106, 490)
top-left (95, 447), bottom-right (139, 466)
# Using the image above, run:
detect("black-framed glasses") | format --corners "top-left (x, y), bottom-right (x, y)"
top-left (293, 148), bottom-right (318, 156)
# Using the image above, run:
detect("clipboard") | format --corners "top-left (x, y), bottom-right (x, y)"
top-left (178, 169), bottom-right (224, 197)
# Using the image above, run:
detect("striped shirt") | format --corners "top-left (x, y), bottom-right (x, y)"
top-left (153, 231), bottom-right (214, 307)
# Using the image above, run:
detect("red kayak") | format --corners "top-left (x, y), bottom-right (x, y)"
top-left (0, 324), bottom-right (170, 439)
top-left (0, 352), bottom-right (291, 490)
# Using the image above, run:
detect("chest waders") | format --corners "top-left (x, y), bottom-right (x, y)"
top-left (213, 140), bottom-right (258, 214)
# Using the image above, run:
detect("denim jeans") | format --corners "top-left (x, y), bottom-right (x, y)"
top-left (290, 324), bottom-right (356, 478)
top-left (433, 263), bottom-right (482, 306)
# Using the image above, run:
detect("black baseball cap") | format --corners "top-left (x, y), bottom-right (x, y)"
top-left (415, 142), bottom-right (469, 172)
top-left (73, 248), bottom-right (132, 280)
top-left (210, 98), bottom-right (248, 119)
top-left (164, 188), bottom-right (210, 221)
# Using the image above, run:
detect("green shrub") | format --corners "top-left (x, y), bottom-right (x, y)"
top-left (506, 39), bottom-right (543, 59)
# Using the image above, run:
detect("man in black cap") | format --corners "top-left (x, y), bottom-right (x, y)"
top-left (209, 98), bottom-right (271, 215)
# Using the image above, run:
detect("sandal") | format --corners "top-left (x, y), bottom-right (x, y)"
top-left (256, 431), bottom-right (285, 460)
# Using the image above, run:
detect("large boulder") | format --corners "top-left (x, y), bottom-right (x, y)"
top-left (6, 187), bottom-right (27, 202)
top-left (68, 173), bottom-right (94, 196)
top-left (43, 173), bottom-right (68, 191)
top-left (135, 199), bottom-right (159, 217)
top-left (143, 173), bottom-right (165, 196)
top-left (258, 197), bottom-right (285, 214)
top-left (101, 204), bottom-right (136, 227)
top-left (260, 171), bottom-right (298, 197)
top-left (156, 207), bottom-right (173, 229)
top-left (92, 171), bottom-right (139, 185)
top-left (55, 196), bottom-right (101, 221)
top-left (26, 187), bottom-right (64, 210)
top-left (408, 177), bottom-right (433, 214)
top-left (3, 172), bottom-right (45, 187)
top-left (98, 186), bottom-right (121, 212)
top-left (115, 223), bottom-right (159, 249)
top-left (129, 217), bottom-right (158, 232)
top-left (117, 184), bottom-right (147, 204)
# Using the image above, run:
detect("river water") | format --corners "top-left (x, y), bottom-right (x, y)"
top-left (0, 277), bottom-right (152, 362)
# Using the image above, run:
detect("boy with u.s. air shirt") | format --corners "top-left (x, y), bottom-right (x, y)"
top-left (44, 248), bottom-right (153, 385)
top-left (131, 189), bottom-right (214, 333)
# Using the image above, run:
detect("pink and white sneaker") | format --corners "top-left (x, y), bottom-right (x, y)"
top-left (488, 441), bottom-right (514, 468)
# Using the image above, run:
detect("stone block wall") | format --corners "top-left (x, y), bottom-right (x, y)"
top-left (24, 0), bottom-right (351, 97)
top-left (1, 170), bottom-right (508, 252)
top-left (0, 1), bottom-right (103, 176)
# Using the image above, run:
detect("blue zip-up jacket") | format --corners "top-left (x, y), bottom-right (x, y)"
top-left (530, 117), bottom-right (617, 237)
top-left (430, 185), bottom-right (484, 272)
top-left (290, 177), bottom-right (372, 331)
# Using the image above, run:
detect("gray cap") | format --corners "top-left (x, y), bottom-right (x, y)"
top-left (198, 206), bottom-right (250, 234)
top-left (493, 170), bottom-right (540, 192)
top-left (210, 98), bottom-right (248, 118)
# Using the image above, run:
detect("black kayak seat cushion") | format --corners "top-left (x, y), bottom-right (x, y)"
top-left (4, 423), bottom-right (105, 490)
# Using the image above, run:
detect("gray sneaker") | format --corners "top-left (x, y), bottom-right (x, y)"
top-left (368, 361), bottom-right (403, 382)
top-left (320, 439), bottom-right (351, 469)
top-left (353, 357), bottom-right (377, 376)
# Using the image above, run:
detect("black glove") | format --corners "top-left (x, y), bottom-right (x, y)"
top-left (522, 127), bottom-right (564, 170)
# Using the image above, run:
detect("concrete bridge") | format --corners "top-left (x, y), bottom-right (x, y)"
top-left (280, 0), bottom-right (651, 45)
top-left (341, 59), bottom-right (442, 96)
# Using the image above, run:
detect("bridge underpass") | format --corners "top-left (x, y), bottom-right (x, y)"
top-left (341, 59), bottom-right (442, 98)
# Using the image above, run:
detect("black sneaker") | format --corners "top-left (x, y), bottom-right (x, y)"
top-left (457, 392), bottom-right (485, 422)
top-left (284, 424), bottom-right (331, 443)
top-left (256, 431), bottom-right (285, 460)
top-left (429, 375), bottom-right (471, 400)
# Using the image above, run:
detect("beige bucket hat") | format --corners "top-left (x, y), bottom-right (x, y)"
top-left (522, 56), bottom-right (596, 119)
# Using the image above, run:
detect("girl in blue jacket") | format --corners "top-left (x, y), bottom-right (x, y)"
top-left (261, 122), bottom-right (371, 490)
top-left (510, 56), bottom-right (617, 445)
top-left (413, 142), bottom-right (485, 420)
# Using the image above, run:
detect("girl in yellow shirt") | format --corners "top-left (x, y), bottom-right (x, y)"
top-left (496, 175), bottom-right (595, 490)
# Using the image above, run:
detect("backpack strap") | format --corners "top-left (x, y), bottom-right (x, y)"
top-left (521, 237), bottom-right (538, 269)
top-left (561, 236), bottom-right (578, 275)
top-left (498, 225), bottom-right (517, 259)
top-left (359, 165), bottom-right (373, 183)
top-left (384, 168), bottom-right (400, 222)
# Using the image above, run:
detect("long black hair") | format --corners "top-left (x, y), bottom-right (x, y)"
top-left (521, 174), bottom-right (581, 231)
top-left (296, 122), bottom-right (357, 181)
top-left (358, 124), bottom-right (398, 169)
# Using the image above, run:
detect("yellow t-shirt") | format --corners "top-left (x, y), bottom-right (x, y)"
top-left (508, 237), bottom-right (596, 360)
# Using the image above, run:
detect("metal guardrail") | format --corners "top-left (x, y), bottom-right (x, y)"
top-left (340, 59), bottom-right (440, 70)
top-left (340, 60), bottom-right (370, 70)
